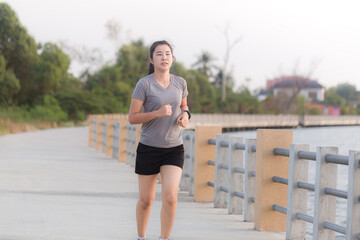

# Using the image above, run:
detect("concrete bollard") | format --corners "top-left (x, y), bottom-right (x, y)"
top-left (118, 119), bottom-right (129, 163)
top-left (105, 118), bottom-right (115, 156)
top-left (193, 125), bottom-right (222, 202)
top-left (88, 115), bottom-right (94, 147)
top-left (254, 129), bottom-right (293, 232)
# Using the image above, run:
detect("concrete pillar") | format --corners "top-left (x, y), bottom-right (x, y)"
top-left (193, 125), bottom-right (222, 202)
top-left (105, 118), bottom-right (115, 156)
top-left (313, 146), bottom-right (338, 240)
top-left (286, 144), bottom-right (310, 239)
top-left (88, 115), bottom-right (94, 147)
top-left (254, 129), bottom-right (293, 231)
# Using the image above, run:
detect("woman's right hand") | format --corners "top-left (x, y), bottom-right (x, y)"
top-left (157, 104), bottom-right (172, 117)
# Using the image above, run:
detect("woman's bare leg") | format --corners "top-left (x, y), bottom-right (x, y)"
top-left (136, 174), bottom-right (158, 238)
top-left (159, 165), bottom-right (182, 239)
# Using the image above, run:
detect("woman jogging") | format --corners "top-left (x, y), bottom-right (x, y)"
top-left (128, 40), bottom-right (190, 240)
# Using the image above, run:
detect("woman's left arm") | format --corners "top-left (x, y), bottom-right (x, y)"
top-left (177, 97), bottom-right (190, 128)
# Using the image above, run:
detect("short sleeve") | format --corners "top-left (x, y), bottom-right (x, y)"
top-left (182, 78), bottom-right (188, 98)
top-left (132, 79), bottom-right (146, 102)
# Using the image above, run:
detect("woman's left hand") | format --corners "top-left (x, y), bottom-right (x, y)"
top-left (176, 112), bottom-right (189, 128)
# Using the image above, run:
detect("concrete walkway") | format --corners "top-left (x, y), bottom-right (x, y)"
top-left (0, 127), bottom-right (285, 240)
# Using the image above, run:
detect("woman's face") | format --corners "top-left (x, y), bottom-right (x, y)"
top-left (150, 44), bottom-right (174, 72)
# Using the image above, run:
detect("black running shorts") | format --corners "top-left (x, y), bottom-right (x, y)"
top-left (135, 142), bottom-right (184, 175)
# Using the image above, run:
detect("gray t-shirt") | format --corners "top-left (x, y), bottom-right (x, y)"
top-left (131, 74), bottom-right (189, 148)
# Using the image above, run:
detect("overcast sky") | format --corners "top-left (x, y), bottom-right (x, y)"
top-left (4, 0), bottom-right (360, 91)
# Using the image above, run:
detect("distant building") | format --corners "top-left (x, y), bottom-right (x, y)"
top-left (269, 76), bottom-right (325, 101)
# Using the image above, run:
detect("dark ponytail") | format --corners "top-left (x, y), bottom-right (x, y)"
top-left (148, 40), bottom-right (174, 75)
top-left (148, 63), bottom-right (155, 75)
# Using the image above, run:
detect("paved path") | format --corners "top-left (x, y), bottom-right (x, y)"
top-left (0, 127), bottom-right (285, 240)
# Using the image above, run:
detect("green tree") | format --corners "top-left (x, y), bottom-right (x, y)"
top-left (192, 51), bottom-right (217, 78)
top-left (336, 83), bottom-right (357, 101)
top-left (324, 87), bottom-right (346, 106)
top-left (116, 39), bottom-right (148, 87)
top-left (0, 3), bottom-right (39, 104)
top-left (35, 43), bottom-right (71, 96)
top-left (186, 69), bottom-right (216, 112)
top-left (30, 95), bottom-right (68, 122)
top-left (85, 65), bottom-right (122, 91)
top-left (0, 54), bottom-right (20, 104)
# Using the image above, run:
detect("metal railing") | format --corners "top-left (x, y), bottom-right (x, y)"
top-left (272, 145), bottom-right (360, 239)
top-left (184, 135), bottom-right (257, 220)
top-left (89, 115), bottom-right (360, 240)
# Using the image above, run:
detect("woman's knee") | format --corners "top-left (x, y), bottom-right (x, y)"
top-left (138, 196), bottom-right (155, 209)
top-left (163, 192), bottom-right (178, 206)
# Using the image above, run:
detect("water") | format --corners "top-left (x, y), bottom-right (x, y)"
top-left (231, 125), bottom-right (360, 239)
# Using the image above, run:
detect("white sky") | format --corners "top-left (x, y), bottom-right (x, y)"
top-left (4, 0), bottom-right (360, 91)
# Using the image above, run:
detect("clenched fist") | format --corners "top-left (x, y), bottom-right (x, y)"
top-left (177, 112), bottom-right (189, 128)
top-left (158, 104), bottom-right (172, 117)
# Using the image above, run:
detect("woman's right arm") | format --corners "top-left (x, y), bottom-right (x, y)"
top-left (128, 98), bottom-right (172, 124)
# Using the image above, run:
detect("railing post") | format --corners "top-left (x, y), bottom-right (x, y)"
top-left (228, 136), bottom-right (244, 214)
top-left (193, 125), bottom-right (222, 202)
top-left (181, 130), bottom-right (194, 195)
top-left (313, 146), bottom-right (338, 240)
top-left (92, 118), bottom-right (97, 148)
top-left (126, 124), bottom-right (141, 167)
top-left (286, 144), bottom-right (310, 239)
top-left (255, 129), bottom-right (293, 231)
top-left (214, 134), bottom-right (229, 208)
top-left (101, 119), bottom-right (108, 153)
top-left (244, 138), bottom-right (256, 222)
top-left (346, 150), bottom-right (360, 240)
top-left (112, 121), bottom-right (120, 160)
top-left (126, 124), bottom-right (133, 165)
